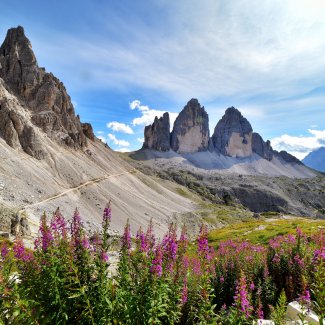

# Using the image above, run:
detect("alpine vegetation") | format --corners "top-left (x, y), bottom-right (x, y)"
top-left (0, 207), bottom-right (324, 324)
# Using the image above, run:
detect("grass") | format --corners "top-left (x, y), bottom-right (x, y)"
top-left (208, 217), bottom-right (325, 246)
top-left (198, 202), bottom-right (253, 225)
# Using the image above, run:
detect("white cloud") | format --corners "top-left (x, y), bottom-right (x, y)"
top-left (129, 100), bottom-right (149, 111)
top-left (130, 99), bottom-right (178, 130)
top-left (107, 121), bottom-right (134, 134)
top-left (115, 147), bottom-right (130, 153)
top-left (107, 134), bottom-right (130, 147)
top-left (137, 138), bottom-right (144, 143)
top-left (96, 131), bottom-right (104, 134)
top-left (271, 129), bottom-right (325, 159)
top-left (48, 0), bottom-right (325, 104)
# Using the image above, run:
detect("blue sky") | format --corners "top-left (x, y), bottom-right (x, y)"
top-left (1, 0), bottom-right (325, 158)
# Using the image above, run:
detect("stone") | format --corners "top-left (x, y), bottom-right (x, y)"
top-left (0, 231), bottom-right (9, 239)
top-left (0, 26), bottom-right (90, 153)
top-left (252, 132), bottom-right (273, 160)
top-left (171, 98), bottom-right (209, 153)
top-left (285, 301), bottom-right (319, 324)
top-left (143, 112), bottom-right (170, 151)
top-left (212, 106), bottom-right (253, 157)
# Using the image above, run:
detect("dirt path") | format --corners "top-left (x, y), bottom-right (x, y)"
top-left (20, 170), bottom-right (136, 213)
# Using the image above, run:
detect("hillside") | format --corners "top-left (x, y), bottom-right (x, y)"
top-left (0, 26), bottom-right (195, 238)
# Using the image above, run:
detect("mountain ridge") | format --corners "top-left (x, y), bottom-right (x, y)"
top-left (302, 147), bottom-right (325, 172)
top-left (142, 98), bottom-right (301, 165)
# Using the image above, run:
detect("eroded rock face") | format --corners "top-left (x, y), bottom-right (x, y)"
top-left (212, 107), bottom-right (253, 157)
top-left (275, 150), bottom-right (302, 164)
top-left (81, 122), bottom-right (95, 141)
top-left (0, 26), bottom-right (88, 151)
top-left (0, 78), bottom-right (47, 159)
top-left (171, 98), bottom-right (209, 153)
top-left (143, 112), bottom-right (170, 151)
top-left (252, 132), bottom-right (273, 161)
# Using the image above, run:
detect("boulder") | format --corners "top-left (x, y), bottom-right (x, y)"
top-left (171, 98), bottom-right (209, 153)
top-left (143, 112), bottom-right (170, 151)
top-left (212, 106), bottom-right (253, 157)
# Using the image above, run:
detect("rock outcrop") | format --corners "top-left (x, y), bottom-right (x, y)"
top-left (171, 98), bottom-right (209, 153)
top-left (143, 112), bottom-right (170, 151)
top-left (81, 122), bottom-right (95, 141)
top-left (275, 150), bottom-right (302, 165)
top-left (252, 132), bottom-right (273, 161)
top-left (0, 26), bottom-right (88, 152)
top-left (212, 107), bottom-right (253, 157)
top-left (0, 78), bottom-right (47, 159)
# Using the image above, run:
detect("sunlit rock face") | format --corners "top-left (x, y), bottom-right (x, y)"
top-left (212, 106), bottom-right (253, 158)
top-left (171, 98), bottom-right (209, 153)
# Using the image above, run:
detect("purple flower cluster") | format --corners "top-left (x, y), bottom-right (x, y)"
top-left (103, 202), bottom-right (112, 223)
top-left (234, 274), bottom-right (253, 319)
top-left (13, 240), bottom-right (33, 262)
top-left (150, 246), bottom-right (163, 277)
top-left (1, 243), bottom-right (9, 259)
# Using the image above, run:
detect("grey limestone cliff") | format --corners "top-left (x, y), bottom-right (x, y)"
top-left (0, 26), bottom-right (94, 154)
top-left (211, 106), bottom-right (253, 157)
top-left (143, 112), bottom-right (170, 151)
top-left (252, 132), bottom-right (273, 161)
top-left (171, 98), bottom-right (209, 153)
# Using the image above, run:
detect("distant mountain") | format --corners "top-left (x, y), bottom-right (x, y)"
top-left (302, 147), bottom-right (325, 172)
top-left (140, 98), bottom-right (314, 177)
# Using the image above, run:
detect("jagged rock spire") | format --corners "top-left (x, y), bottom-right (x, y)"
top-left (0, 26), bottom-right (94, 155)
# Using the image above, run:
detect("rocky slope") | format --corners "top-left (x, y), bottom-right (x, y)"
top-left (302, 147), bottom-right (325, 173)
top-left (0, 26), bottom-right (196, 239)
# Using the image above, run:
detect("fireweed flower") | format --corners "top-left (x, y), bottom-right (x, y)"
top-left (101, 251), bottom-right (109, 263)
top-left (234, 274), bottom-right (252, 319)
top-left (103, 202), bottom-right (112, 223)
top-left (36, 214), bottom-right (54, 251)
top-left (13, 240), bottom-right (33, 262)
top-left (82, 238), bottom-right (90, 250)
top-left (122, 220), bottom-right (131, 251)
top-left (181, 278), bottom-right (188, 304)
top-left (150, 246), bottom-right (163, 277)
top-left (1, 243), bottom-right (9, 259)
top-left (197, 225), bottom-right (210, 260)
top-left (50, 208), bottom-right (67, 237)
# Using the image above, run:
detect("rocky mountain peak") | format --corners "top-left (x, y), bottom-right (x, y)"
top-left (0, 26), bottom-right (94, 158)
top-left (143, 112), bottom-right (170, 151)
top-left (212, 106), bottom-right (253, 157)
top-left (170, 98), bottom-right (209, 153)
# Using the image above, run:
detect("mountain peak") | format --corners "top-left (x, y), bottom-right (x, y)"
top-left (170, 98), bottom-right (209, 153)
top-left (0, 26), bottom-right (94, 158)
top-left (212, 106), bottom-right (253, 157)
top-left (1, 25), bottom-right (36, 65)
